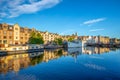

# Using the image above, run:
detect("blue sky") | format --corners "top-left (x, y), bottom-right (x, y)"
top-left (0, 0), bottom-right (120, 38)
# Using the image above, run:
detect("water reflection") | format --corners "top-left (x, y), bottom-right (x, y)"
top-left (0, 47), bottom-right (119, 74)
top-left (84, 63), bottom-right (106, 71)
top-left (0, 53), bottom-right (30, 74)
top-left (43, 49), bottom-right (68, 62)
top-left (68, 47), bottom-right (112, 55)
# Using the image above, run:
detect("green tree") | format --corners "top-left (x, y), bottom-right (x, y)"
top-left (29, 31), bottom-right (44, 44)
top-left (54, 38), bottom-right (63, 45)
top-left (68, 37), bottom-right (74, 42)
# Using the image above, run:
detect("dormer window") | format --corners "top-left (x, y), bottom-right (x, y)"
top-left (15, 28), bottom-right (18, 30)
top-left (9, 27), bottom-right (12, 29)
top-left (0, 26), bottom-right (2, 29)
top-left (4, 26), bottom-right (7, 29)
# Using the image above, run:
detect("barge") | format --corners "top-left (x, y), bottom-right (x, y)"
top-left (0, 44), bottom-right (44, 55)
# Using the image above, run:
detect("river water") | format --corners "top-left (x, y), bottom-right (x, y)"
top-left (0, 47), bottom-right (120, 80)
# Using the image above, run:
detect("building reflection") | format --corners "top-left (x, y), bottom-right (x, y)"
top-left (0, 53), bottom-right (30, 74)
top-left (0, 49), bottom-right (68, 74)
top-left (67, 47), bottom-right (111, 55)
top-left (43, 49), bottom-right (68, 62)
top-left (82, 47), bottom-right (110, 55)
top-left (0, 47), bottom-right (119, 74)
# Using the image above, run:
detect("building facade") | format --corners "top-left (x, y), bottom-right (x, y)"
top-left (0, 23), bottom-right (63, 47)
top-left (1, 23), bottom-right (119, 48)
top-left (40, 31), bottom-right (62, 44)
top-left (98, 36), bottom-right (110, 44)
top-left (78, 36), bottom-right (110, 44)
top-left (0, 23), bottom-right (32, 47)
top-left (0, 23), bottom-right (14, 45)
top-left (110, 38), bottom-right (120, 44)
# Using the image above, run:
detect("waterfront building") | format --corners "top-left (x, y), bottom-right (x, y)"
top-left (78, 36), bottom-right (110, 44)
top-left (0, 23), bottom-right (119, 48)
top-left (39, 31), bottom-right (62, 44)
top-left (78, 36), bottom-right (90, 41)
top-left (62, 33), bottom-right (78, 41)
top-left (19, 27), bottom-right (32, 44)
top-left (86, 36), bottom-right (99, 44)
top-left (98, 36), bottom-right (110, 44)
top-left (118, 39), bottom-right (120, 44)
top-left (0, 23), bottom-right (14, 46)
top-left (0, 23), bottom-right (32, 47)
top-left (0, 23), bottom-right (62, 47)
top-left (110, 38), bottom-right (120, 44)
top-left (78, 36), bottom-right (98, 45)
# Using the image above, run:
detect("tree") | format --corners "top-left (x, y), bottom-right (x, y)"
top-left (54, 38), bottom-right (63, 45)
top-left (29, 31), bottom-right (44, 44)
top-left (68, 37), bottom-right (74, 42)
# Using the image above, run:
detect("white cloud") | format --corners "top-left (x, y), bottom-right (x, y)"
top-left (0, 13), bottom-right (7, 18)
top-left (0, 0), bottom-right (61, 18)
top-left (7, 23), bottom-right (14, 25)
top-left (83, 18), bottom-right (106, 25)
top-left (89, 29), bottom-right (104, 32)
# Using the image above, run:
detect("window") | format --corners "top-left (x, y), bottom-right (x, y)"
top-left (9, 32), bottom-right (12, 35)
top-left (15, 28), bottom-right (18, 30)
top-left (9, 27), bottom-right (12, 29)
top-left (3, 36), bottom-right (7, 39)
top-left (32, 47), bottom-right (34, 49)
top-left (9, 36), bottom-right (12, 39)
top-left (28, 46), bottom-right (31, 49)
top-left (3, 31), bottom-right (6, 34)
top-left (0, 26), bottom-right (2, 29)
top-left (3, 40), bottom-right (7, 44)
top-left (4, 26), bottom-right (7, 29)
top-left (25, 34), bottom-right (27, 36)
top-left (16, 32), bottom-right (18, 35)
top-left (19, 47), bottom-right (22, 50)
top-left (10, 41), bottom-right (12, 44)
top-left (25, 37), bottom-right (27, 39)
top-left (13, 48), bottom-right (16, 51)
top-left (21, 37), bottom-right (23, 39)
top-left (36, 46), bottom-right (38, 49)
top-left (0, 40), bottom-right (2, 44)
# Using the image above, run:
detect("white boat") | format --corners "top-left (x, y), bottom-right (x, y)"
top-left (0, 44), bottom-right (44, 54)
top-left (67, 40), bottom-right (86, 48)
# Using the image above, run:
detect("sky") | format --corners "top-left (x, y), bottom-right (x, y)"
top-left (0, 0), bottom-right (120, 38)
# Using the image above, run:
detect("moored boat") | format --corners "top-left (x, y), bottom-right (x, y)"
top-left (0, 44), bottom-right (44, 54)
